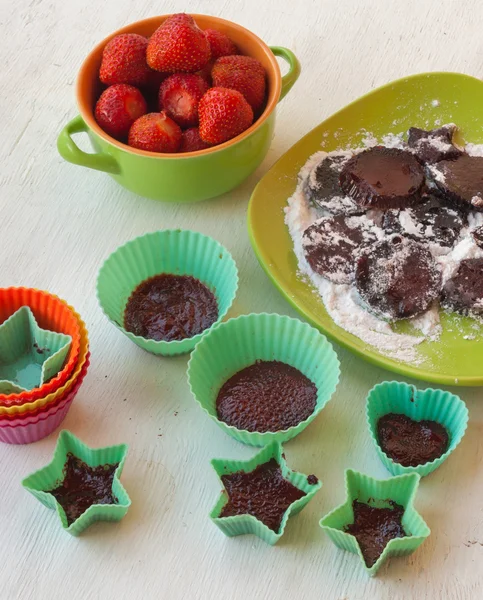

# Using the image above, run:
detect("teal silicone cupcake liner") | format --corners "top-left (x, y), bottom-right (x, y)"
top-left (0, 306), bottom-right (71, 394)
top-left (320, 469), bottom-right (430, 577)
top-left (22, 430), bottom-right (131, 536)
top-left (187, 313), bottom-right (340, 446)
top-left (210, 441), bottom-right (322, 545)
top-left (96, 229), bottom-right (239, 356)
top-left (366, 381), bottom-right (469, 477)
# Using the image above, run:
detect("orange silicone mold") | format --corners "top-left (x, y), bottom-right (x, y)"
top-left (0, 288), bottom-right (89, 417)
top-left (0, 288), bottom-right (81, 406)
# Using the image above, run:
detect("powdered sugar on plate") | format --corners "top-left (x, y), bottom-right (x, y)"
top-left (284, 128), bottom-right (483, 364)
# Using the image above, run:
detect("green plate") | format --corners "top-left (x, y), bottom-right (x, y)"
top-left (248, 72), bottom-right (483, 386)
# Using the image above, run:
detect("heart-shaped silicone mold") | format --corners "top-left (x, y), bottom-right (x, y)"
top-left (366, 381), bottom-right (468, 477)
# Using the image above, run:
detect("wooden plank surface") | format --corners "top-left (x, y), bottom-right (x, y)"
top-left (1, 0), bottom-right (482, 598)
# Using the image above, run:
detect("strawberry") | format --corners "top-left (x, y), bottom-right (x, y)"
top-left (99, 34), bottom-right (152, 86)
top-left (204, 29), bottom-right (238, 59)
top-left (128, 112), bottom-right (182, 153)
top-left (211, 55), bottom-right (266, 111)
top-left (197, 62), bottom-right (214, 86)
top-left (158, 73), bottom-right (209, 128)
top-left (198, 87), bottom-right (253, 145)
top-left (95, 84), bottom-right (147, 139)
top-left (147, 13), bottom-right (211, 73)
top-left (180, 128), bottom-right (212, 152)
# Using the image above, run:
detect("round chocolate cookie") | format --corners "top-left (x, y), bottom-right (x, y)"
top-left (441, 258), bottom-right (483, 315)
top-left (355, 236), bottom-right (442, 319)
top-left (407, 124), bottom-right (462, 164)
top-left (124, 274), bottom-right (218, 341)
top-left (216, 360), bottom-right (317, 433)
top-left (339, 146), bottom-right (425, 209)
top-left (302, 215), bottom-right (378, 283)
top-left (430, 154), bottom-right (483, 211)
top-left (381, 193), bottom-right (467, 248)
top-left (304, 153), bottom-right (362, 216)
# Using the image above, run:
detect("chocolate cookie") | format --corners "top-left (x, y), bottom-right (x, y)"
top-left (124, 274), bottom-right (218, 342)
top-left (382, 193), bottom-right (467, 248)
top-left (216, 360), bottom-right (317, 433)
top-left (430, 154), bottom-right (483, 211)
top-left (339, 146), bottom-right (425, 209)
top-left (471, 225), bottom-right (483, 248)
top-left (407, 124), bottom-right (462, 164)
top-left (344, 500), bottom-right (407, 568)
top-left (377, 413), bottom-right (449, 467)
top-left (442, 258), bottom-right (483, 315)
top-left (48, 453), bottom-right (119, 526)
top-left (355, 236), bottom-right (442, 319)
top-left (304, 153), bottom-right (362, 216)
top-left (302, 215), bottom-right (378, 283)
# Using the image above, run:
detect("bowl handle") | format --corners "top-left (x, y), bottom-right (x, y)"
top-left (270, 46), bottom-right (301, 102)
top-left (57, 115), bottom-right (120, 174)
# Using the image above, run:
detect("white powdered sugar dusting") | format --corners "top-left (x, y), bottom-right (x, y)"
top-left (284, 126), bottom-right (483, 364)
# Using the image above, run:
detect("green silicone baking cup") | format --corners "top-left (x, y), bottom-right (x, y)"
top-left (210, 441), bottom-right (322, 544)
top-left (366, 381), bottom-right (469, 477)
top-left (187, 313), bottom-right (341, 446)
top-left (320, 469), bottom-right (430, 577)
top-left (0, 306), bottom-right (72, 393)
top-left (96, 229), bottom-right (239, 356)
top-left (22, 430), bottom-right (131, 536)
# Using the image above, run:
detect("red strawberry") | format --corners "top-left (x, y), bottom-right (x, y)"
top-left (147, 13), bottom-right (211, 73)
top-left (95, 84), bottom-right (147, 139)
top-left (204, 29), bottom-right (238, 59)
top-left (197, 62), bottom-right (214, 85)
top-left (180, 128), bottom-right (212, 152)
top-left (128, 112), bottom-right (182, 153)
top-left (198, 87), bottom-right (253, 145)
top-left (211, 55), bottom-right (266, 111)
top-left (158, 73), bottom-right (209, 128)
top-left (99, 34), bottom-right (152, 86)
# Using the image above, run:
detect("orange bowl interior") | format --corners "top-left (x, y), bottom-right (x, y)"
top-left (0, 288), bottom-right (81, 406)
top-left (76, 14), bottom-right (281, 158)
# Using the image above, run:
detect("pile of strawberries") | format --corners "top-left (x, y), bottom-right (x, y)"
top-left (93, 13), bottom-right (267, 153)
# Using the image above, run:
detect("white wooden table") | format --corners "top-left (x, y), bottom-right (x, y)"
top-left (1, 0), bottom-right (483, 598)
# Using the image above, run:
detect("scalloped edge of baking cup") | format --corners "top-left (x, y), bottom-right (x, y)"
top-left (22, 430), bottom-right (130, 535)
top-left (366, 381), bottom-right (469, 477)
top-left (320, 469), bottom-right (430, 577)
top-left (187, 312), bottom-right (340, 446)
top-left (96, 229), bottom-right (239, 356)
top-left (210, 441), bottom-right (322, 544)
top-left (0, 306), bottom-right (72, 394)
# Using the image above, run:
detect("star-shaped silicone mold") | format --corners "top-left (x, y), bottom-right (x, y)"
top-left (0, 306), bottom-right (72, 394)
top-left (320, 469), bottom-right (430, 576)
top-left (210, 441), bottom-right (321, 545)
top-left (22, 430), bottom-right (131, 536)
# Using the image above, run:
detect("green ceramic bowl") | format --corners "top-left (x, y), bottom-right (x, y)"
top-left (96, 229), bottom-right (239, 356)
top-left (57, 15), bottom-right (300, 202)
top-left (366, 381), bottom-right (468, 477)
top-left (187, 313), bottom-right (340, 446)
top-left (320, 469), bottom-right (430, 577)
